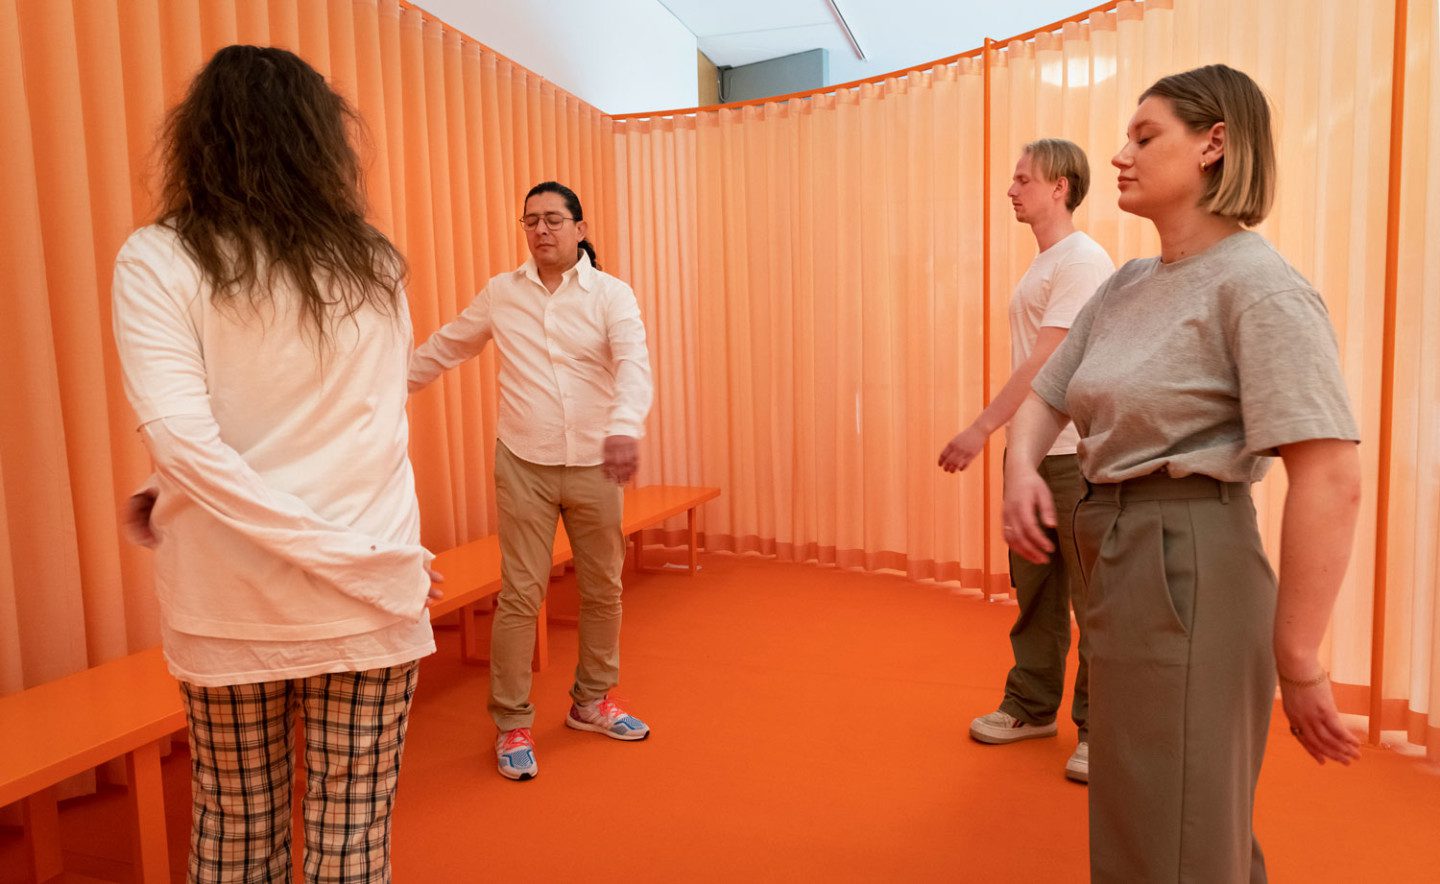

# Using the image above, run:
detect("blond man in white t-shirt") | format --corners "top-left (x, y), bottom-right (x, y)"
top-left (938, 139), bottom-right (1114, 783)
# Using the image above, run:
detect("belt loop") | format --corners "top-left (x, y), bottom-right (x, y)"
top-left (1220, 482), bottom-right (1230, 505)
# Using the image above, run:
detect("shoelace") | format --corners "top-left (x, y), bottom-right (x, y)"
top-left (576, 695), bottom-right (629, 723)
top-left (500, 727), bottom-right (533, 751)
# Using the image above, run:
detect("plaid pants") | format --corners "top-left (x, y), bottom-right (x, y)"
top-left (180, 662), bottom-right (420, 883)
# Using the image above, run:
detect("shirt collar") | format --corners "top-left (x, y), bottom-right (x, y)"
top-left (518, 252), bottom-right (596, 293)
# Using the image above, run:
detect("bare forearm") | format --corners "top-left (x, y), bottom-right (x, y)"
top-left (972, 364), bottom-right (1041, 436)
top-left (976, 326), bottom-right (1067, 436)
top-left (1004, 394), bottom-right (1068, 476)
top-left (1275, 443), bottom-right (1362, 676)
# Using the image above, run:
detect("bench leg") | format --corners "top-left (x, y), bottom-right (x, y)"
top-left (632, 531), bottom-right (668, 574)
top-left (456, 599), bottom-right (546, 672)
top-left (22, 786), bottom-right (63, 882)
top-left (125, 739), bottom-right (171, 883)
top-left (458, 602), bottom-right (485, 664)
top-left (687, 508), bottom-right (699, 575)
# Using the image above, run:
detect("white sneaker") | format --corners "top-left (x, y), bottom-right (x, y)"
top-left (968, 709), bottom-right (1059, 744)
top-left (1065, 741), bottom-right (1089, 783)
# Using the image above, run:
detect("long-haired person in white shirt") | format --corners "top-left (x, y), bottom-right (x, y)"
top-left (112, 45), bottom-right (440, 881)
top-left (410, 181), bottom-right (654, 781)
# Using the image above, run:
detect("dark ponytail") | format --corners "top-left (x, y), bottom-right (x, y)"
top-left (525, 180), bottom-right (600, 271)
top-left (577, 238), bottom-right (599, 269)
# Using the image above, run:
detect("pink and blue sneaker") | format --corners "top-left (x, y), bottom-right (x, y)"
top-left (495, 727), bottom-right (538, 780)
top-left (565, 695), bottom-right (650, 741)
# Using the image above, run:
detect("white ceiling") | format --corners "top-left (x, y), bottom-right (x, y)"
top-left (659, 0), bottom-right (1093, 86)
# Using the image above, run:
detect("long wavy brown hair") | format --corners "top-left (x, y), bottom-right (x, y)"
top-left (158, 45), bottom-right (405, 342)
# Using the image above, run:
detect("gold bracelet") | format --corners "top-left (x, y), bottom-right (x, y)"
top-left (1277, 669), bottom-right (1329, 689)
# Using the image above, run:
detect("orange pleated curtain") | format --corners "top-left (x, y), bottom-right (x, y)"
top-left (2, 0), bottom-right (1437, 774)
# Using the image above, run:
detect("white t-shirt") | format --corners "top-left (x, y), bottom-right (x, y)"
top-left (112, 224), bottom-right (434, 686)
top-left (1009, 231), bottom-right (1115, 456)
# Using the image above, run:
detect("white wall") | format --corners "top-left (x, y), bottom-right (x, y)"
top-left (412, 0), bottom-right (698, 115)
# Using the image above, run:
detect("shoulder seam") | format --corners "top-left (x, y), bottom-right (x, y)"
top-left (1232, 286), bottom-right (1322, 320)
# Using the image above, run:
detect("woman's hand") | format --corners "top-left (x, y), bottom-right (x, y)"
top-left (425, 565), bottom-right (445, 608)
top-left (1273, 440), bottom-right (1362, 766)
top-left (1280, 671), bottom-right (1361, 765)
top-left (122, 490), bottom-right (159, 548)
top-left (1002, 467), bottom-right (1056, 564)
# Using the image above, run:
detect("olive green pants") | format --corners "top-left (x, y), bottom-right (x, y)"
top-left (1002, 453), bottom-right (1089, 739)
top-left (1075, 474), bottom-right (1275, 883)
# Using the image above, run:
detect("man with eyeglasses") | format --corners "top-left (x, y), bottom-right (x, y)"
top-left (409, 181), bottom-right (654, 782)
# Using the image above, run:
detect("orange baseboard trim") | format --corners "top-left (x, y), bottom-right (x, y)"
top-left (654, 529), bottom-right (999, 591)
top-left (1333, 681), bottom-right (1438, 759)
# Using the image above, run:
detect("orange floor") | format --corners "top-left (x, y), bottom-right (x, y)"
top-left (3, 552), bottom-right (1438, 882)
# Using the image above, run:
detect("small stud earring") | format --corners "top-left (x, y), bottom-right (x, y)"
top-left (1200, 159), bottom-right (1208, 171)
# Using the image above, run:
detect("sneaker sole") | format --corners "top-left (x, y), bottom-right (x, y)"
top-left (968, 722), bottom-right (1059, 744)
top-left (1064, 763), bottom-right (1088, 784)
top-left (565, 715), bottom-right (650, 741)
top-left (497, 765), bottom-right (536, 781)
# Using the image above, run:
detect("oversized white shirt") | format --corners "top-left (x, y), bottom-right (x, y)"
top-left (1008, 231), bottom-right (1114, 456)
top-left (409, 254), bottom-right (653, 465)
top-left (112, 224), bottom-right (434, 685)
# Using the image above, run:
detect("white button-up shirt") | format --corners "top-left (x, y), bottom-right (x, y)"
top-left (113, 224), bottom-right (435, 685)
top-left (409, 254), bottom-right (653, 466)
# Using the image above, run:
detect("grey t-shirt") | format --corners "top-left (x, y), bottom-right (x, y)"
top-left (1032, 231), bottom-right (1359, 484)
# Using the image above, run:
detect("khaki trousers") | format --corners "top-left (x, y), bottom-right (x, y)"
top-left (1075, 473), bottom-right (1275, 884)
top-left (488, 442), bottom-right (625, 730)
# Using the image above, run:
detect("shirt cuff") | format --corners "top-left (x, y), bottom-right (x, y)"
top-left (606, 420), bottom-right (645, 439)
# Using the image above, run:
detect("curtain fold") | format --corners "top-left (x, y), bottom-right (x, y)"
top-left (2, 0), bottom-right (1437, 763)
top-left (663, 67), bottom-right (991, 580)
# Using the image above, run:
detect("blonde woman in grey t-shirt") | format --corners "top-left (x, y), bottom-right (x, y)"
top-left (1003, 65), bottom-right (1362, 883)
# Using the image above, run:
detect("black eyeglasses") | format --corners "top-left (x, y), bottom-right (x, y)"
top-left (519, 213), bottom-right (575, 231)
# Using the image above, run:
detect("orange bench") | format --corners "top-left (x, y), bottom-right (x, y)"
top-left (432, 484), bottom-right (721, 667)
top-left (0, 646), bottom-right (180, 883)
